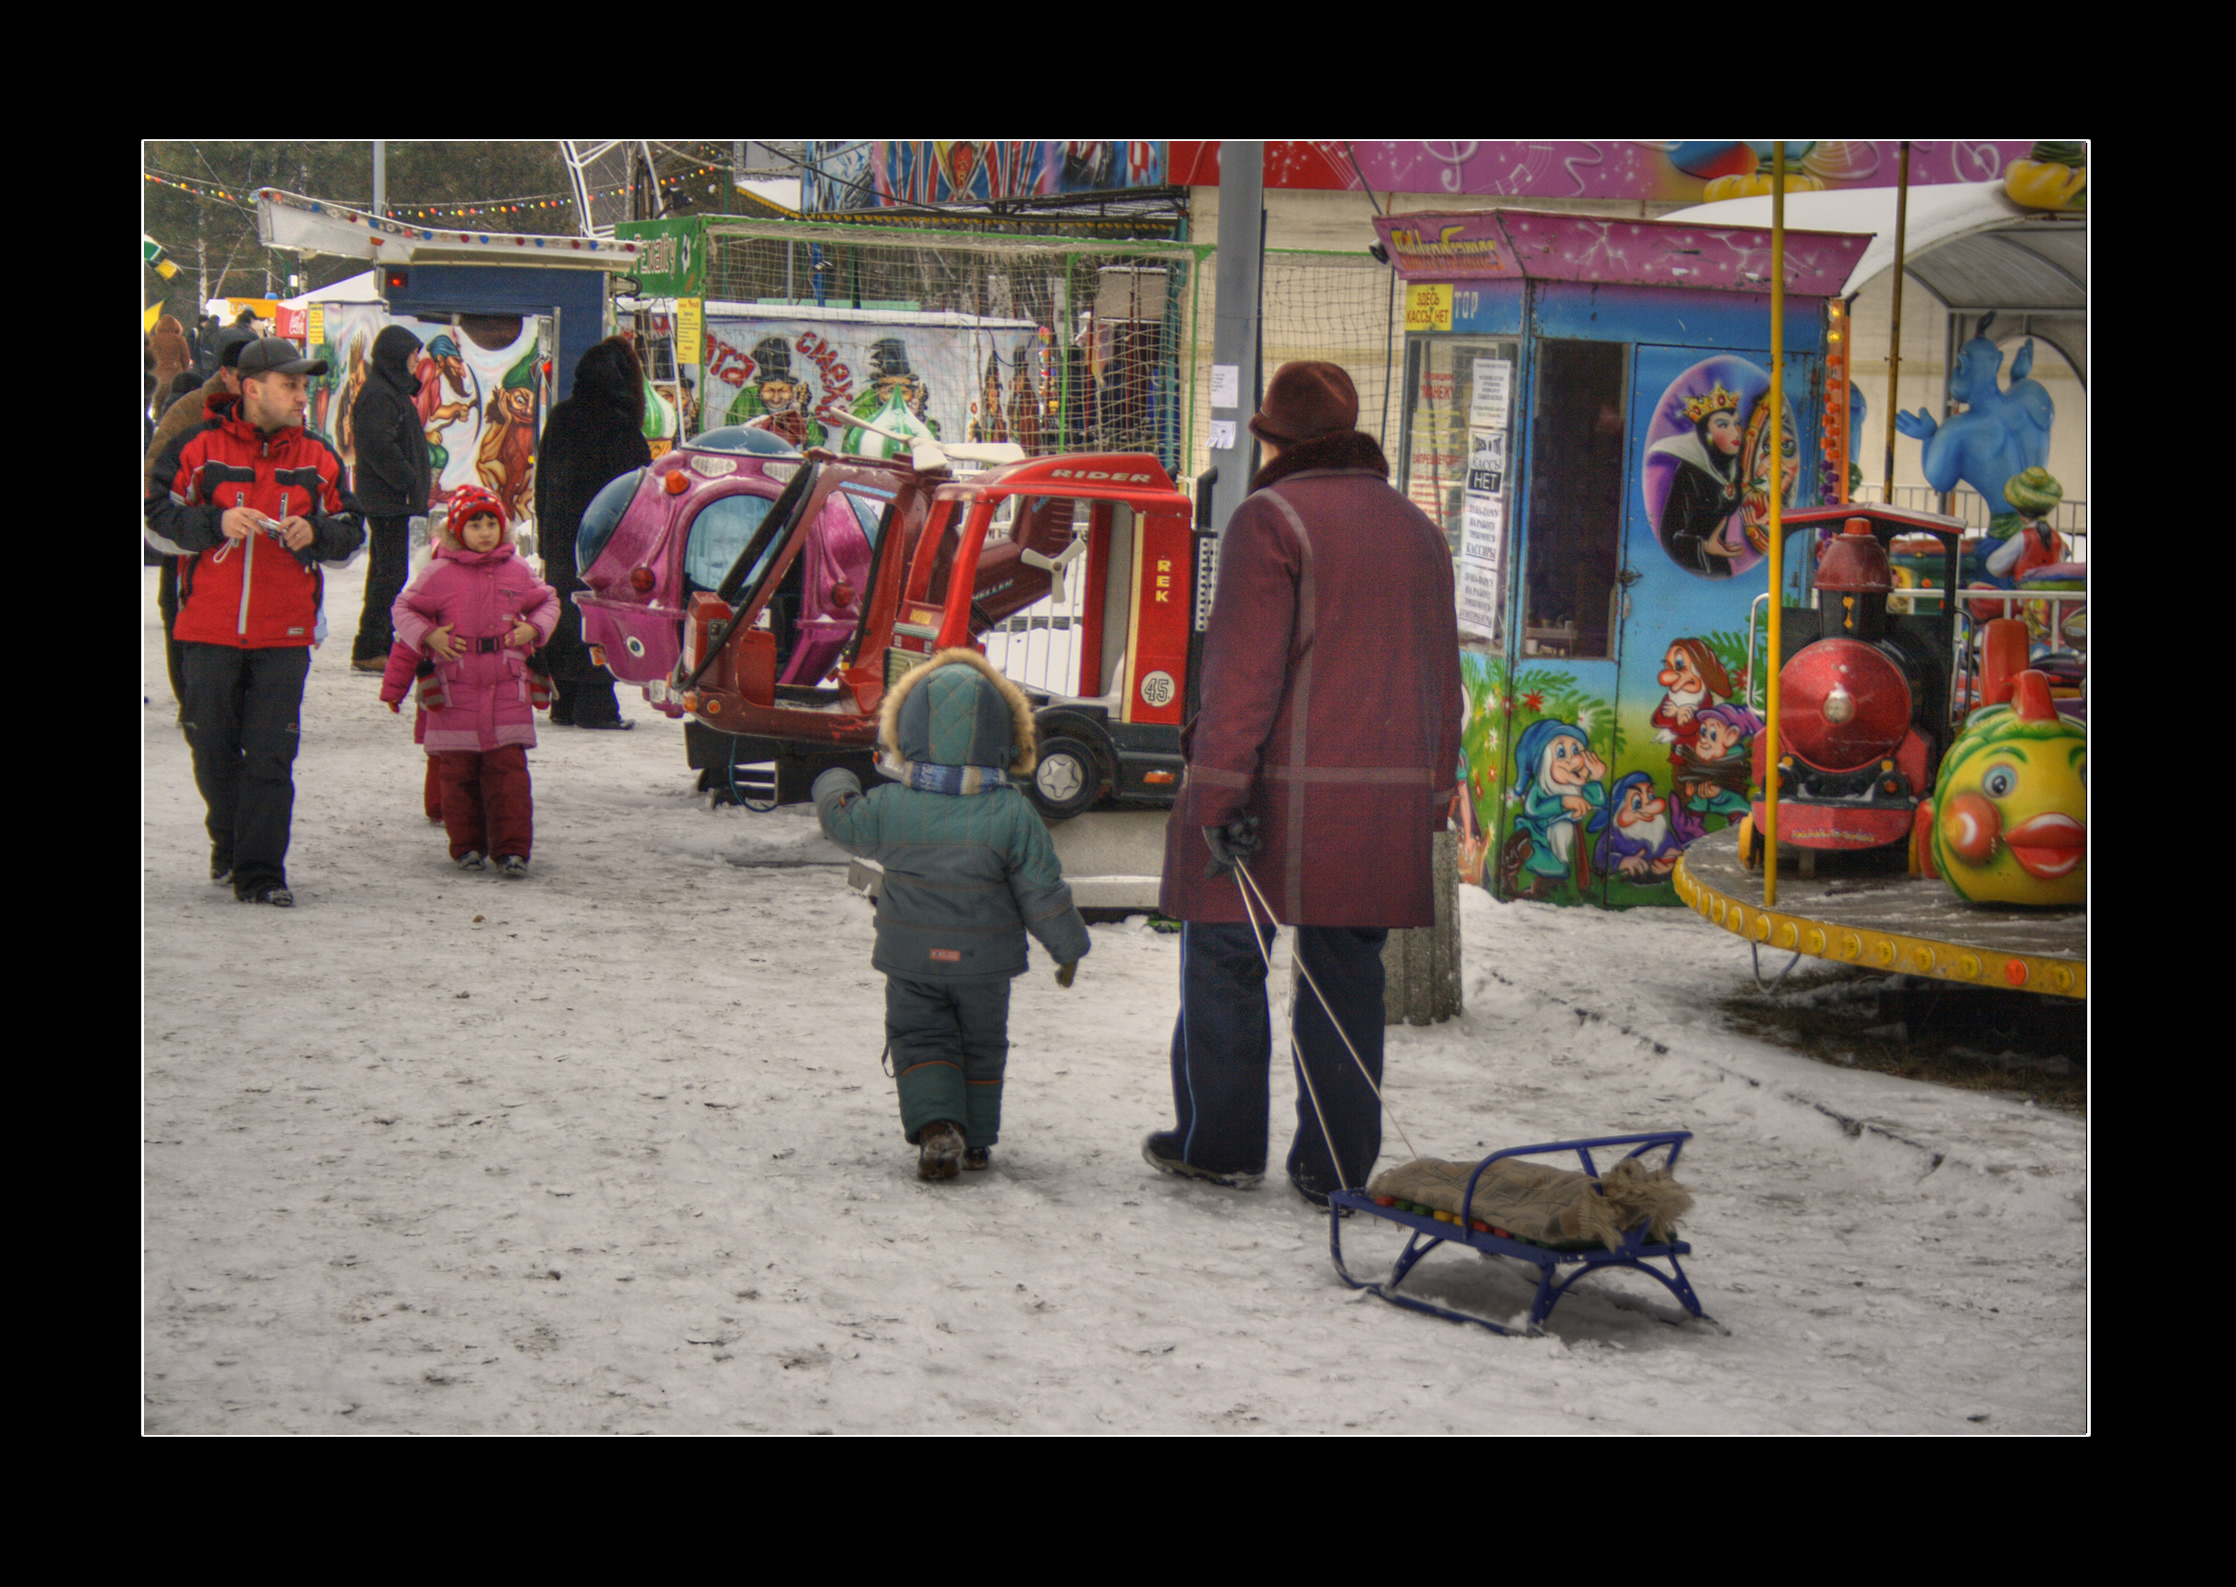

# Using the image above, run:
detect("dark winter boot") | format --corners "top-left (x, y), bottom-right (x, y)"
top-left (918, 1121), bottom-right (964, 1181)
top-left (962, 1146), bottom-right (991, 1171)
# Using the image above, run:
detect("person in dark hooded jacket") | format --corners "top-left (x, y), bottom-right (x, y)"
top-left (532, 336), bottom-right (652, 728)
top-left (348, 325), bottom-right (435, 669)
top-left (813, 649), bottom-right (1091, 1180)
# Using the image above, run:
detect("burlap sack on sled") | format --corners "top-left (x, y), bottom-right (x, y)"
top-left (1366, 1155), bottom-right (1694, 1251)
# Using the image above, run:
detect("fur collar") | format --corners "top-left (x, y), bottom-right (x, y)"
top-left (876, 647), bottom-right (1039, 777)
top-left (1250, 429), bottom-right (1389, 492)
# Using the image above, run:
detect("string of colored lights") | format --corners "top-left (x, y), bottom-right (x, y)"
top-left (144, 161), bottom-right (729, 223)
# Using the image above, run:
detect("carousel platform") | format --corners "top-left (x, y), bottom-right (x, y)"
top-left (1673, 828), bottom-right (2086, 999)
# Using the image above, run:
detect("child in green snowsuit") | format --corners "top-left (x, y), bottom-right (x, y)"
top-left (812, 648), bottom-right (1091, 1181)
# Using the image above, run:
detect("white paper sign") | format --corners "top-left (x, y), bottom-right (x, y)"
top-left (1469, 358), bottom-right (1512, 430)
top-left (1461, 491), bottom-right (1504, 567)
top-left (1456, 557), bottom-right (1501, 636)
top-left (1208, 419), bottom-right (1238, 450)
top-left (1210, 364), bottom-right (1241, 409)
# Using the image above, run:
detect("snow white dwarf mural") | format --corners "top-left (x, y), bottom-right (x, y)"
top-left (1644, 355), bottom-right (1799, 580)
top-left (1458, 632), bottom-right (1762, 906)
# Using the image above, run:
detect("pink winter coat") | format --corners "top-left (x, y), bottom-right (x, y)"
top-left (388, 543), bottom-right (560, 753)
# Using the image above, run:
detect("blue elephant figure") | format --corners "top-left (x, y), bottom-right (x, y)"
top-left (1893, 312), bottom-right (2054, 535)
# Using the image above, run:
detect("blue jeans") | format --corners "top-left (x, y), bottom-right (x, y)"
top-left (1166, 921), bottom-right (1387, 1192)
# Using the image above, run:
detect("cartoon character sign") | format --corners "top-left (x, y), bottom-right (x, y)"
top-left (331, 330), bottom-right (372, 467)
top-left (724, 336), bottom-right (827, 448)
top-left (1643, 356), bottom-right (1795, 579)
top-left (417, 333), bottom-right (479, 487)
top-left (842, 339), bottom-right (938, 454)
top-left (1503, 717), bottom-right (1607, 898)
top-left (1590, 771), bottom-right (1683, 881)
top-left (476, 347), bottom-right (539, 523)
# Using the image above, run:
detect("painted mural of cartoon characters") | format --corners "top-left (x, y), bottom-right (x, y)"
top-left (1649, 637), bottom-right (1732, 768)
top-left (1590, 771), bottom-right (1683, 882)
top-left (1500, 718), bottom-right (1607, 900)
top-left (725, 336), bottom-right (826, 448)
top-left (1894, 311), bottom-right (2054, 542)
top-left (332, 331), bottom-right (372, 467)
top-left (417, 334), bottom-right (478, 495)
top-left (843, 338), bottom-right (939, 454)
top-left (1643, 356), bottom-right (1795, 580)
top-left (1671, 701), bottom-right (1762, 845)
top-left (476, 347), bottom-right (539, 525)
top-left (1739, 397), bottom-right (1801, 553)
top-left (1648, 381), bottom-right (1747, 576)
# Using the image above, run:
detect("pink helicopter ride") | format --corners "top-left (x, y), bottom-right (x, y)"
top-left (573, 424), bottom-right (886, 719)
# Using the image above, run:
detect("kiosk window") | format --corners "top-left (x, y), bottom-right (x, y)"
top-left (1524, 340), bottom-right (1625, 659)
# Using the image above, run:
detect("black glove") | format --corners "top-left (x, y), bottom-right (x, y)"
top-left (1202, 812), bottom-right (1264, 880)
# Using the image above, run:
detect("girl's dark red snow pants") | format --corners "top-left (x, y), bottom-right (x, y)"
top-left (435, 745), bottom-right (532, 861)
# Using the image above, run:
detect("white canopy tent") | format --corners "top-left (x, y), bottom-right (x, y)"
top-left (1663, 180), bottom-right (2085, 381)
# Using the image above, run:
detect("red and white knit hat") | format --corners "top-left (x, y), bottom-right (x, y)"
top-left (447, 484), bottom-right (508, 534)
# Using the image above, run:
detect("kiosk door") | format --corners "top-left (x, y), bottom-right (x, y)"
top-left (1611, 343), bottom-right (1814, 903)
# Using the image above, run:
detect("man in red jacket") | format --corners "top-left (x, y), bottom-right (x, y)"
top-left (1144, 363), bottom-right (1462, 1205)
top-left (146, 337), bottom-right (365, 906)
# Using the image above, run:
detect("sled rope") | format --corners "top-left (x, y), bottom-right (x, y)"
top-left (1233, 860), bottom-right (1422, 1168)
top-left (1231, 865), bottom-right (1349, 1187)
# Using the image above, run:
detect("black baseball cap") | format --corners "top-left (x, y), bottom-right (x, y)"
top-left (238, 336), bottom-right (328, 379)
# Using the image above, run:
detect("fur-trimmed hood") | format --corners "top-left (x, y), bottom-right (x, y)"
top-left (877, 647), bottom-right (1038, 779)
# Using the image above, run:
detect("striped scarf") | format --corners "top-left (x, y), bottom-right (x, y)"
top-left (876, 751), bottom-right (1012, 795)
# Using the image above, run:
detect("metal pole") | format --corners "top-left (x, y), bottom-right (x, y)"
top-left (373, 140), bottom-right (386, 219)
top-left (1207, 141), bottom-right (1263, 538)
top-left (1880, 141), bottom-right (1909, 501)
top-left (1764, 144), bottom-right (1787, 908)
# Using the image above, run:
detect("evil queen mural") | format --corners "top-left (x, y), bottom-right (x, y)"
top-left (1643, 355), bottom-right (1798, 580)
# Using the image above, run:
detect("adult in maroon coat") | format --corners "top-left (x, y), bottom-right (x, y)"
top-left (1144, 363), bottom-right (1462, 1204)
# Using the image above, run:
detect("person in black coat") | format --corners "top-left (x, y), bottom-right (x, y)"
top-left (534, 336), bottom-right (651, 728)
top-left (348, 325), bottom-right (435, 668)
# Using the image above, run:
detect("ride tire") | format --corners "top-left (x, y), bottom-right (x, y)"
top-left (1027, 735), bottom-right (1104, 823)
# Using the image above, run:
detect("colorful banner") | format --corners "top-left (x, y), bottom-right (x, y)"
top-left (694, 314), bottom-right (1037, 452)
top-left (806, 142), bottom-right (1165, 211)
top-left (1174, 141), bottom-right (2043, 201)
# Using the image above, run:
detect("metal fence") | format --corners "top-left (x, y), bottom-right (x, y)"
top-left (1850, 481), bottom-right (2088, 560)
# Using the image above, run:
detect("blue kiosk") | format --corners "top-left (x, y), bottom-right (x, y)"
top-left (1375, 209), bottom-right (1869, 908)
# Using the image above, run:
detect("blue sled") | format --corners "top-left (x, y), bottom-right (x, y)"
top-left (1329, 1131), bottom-right (1711, 1337)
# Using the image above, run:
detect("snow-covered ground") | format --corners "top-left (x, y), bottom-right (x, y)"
top-left (143, 561), bottom-right (2088, 1433)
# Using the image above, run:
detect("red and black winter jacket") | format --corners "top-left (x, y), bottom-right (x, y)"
top-left (145, 397), bottom-right (364, 648)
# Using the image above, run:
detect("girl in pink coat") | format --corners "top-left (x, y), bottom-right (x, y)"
top-left (380, 486), bottom-right (559, 876)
